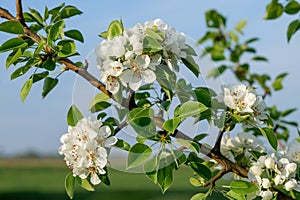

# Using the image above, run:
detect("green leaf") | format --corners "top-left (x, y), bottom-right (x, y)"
top-left (265, 0), bottom-right (284, 20)
top-left (177, 101), bottom-right (208, 119)
top-left (191, 193), bottom-right (207, 200)
top-left (28, 7), bottom-right (43, 25)
top-left (176, 139), bottom-right (200, 153)
top-left (0, 20), bottom-right (24, 34)
top-left (43, 6), bottom-right (49, 21)
top-left (284, 1), bottom-right (300, 15)
top-left (42, 77), bottom-right (58, 98)
top-left (194, 87), bottom-right (217, 107)
top-left (146, 28), bottom-right (165, 42)
top-left (61, 6), bottom-right (83, 19)
top-left (31, 71), bottom-right (49, 83)
top-left (226, 190), bottom-right (246, 200)
top-left (143, 36), bottom-right (163, 53)
top-left (34, 40), bottom-right (45, 55)
top-left (107, 20), bottom-right (123, 39)
top-left (230, 180), bottom-right (259, 195)
top-left (10, 65), bottom-right (31, 80)
top-left (157, 165), bottom-right (173, 193)
top-left (252, 56), bottom-right (268, 62)
top-left (205, 10), bottom-right (226, 28)
top-left (65, 172), bottom-right (76, 199)
top-left (144, 156), bottom-right (158, 184)
top-left (98, 31), bottom-right (108, 39)
top-left (235, 19), bottom-right (247, 34)
top-left (49, 20), bottom-right (65, 41)
top-left (57, 40), bottom-right (76, 57)
top-left (163, 117), bottom-right (180, 133)
top-left (181, 55), bottom-right (200, 77)
top-left (188, 162), bottom-right (211, 181)
top-left (20, 79), bottom-right (33, 103)
top-left (207, 65), bottom-right (227, 78)
top-left (90, 102), bottom-right (111, 113)
top-left (272, 72), bottom-right (288, 91)
top-left (287, 20), bottom-right (300, 42)
top-left (127, 143), bottom-right (152, 169)
top-left (67, 105), bottom-right (84, 126)
top-left (89, 93), bottom-right (111, 111)
top-left (6, 48), bottom-right (23, 69)
top-left (42, 56), bottom-right (56, 71)
top-left (129, 108), bottom-right (154, 127)
top-left (281, 108), bottom-right (297, 117)
top-left (65, 29), bottom-right (84, 42)
top-left (115, 139), bottom-right (131, 151)
top-left (259, 128), bottom-right (278, 150)
top-left (76, 177), bottom-right (94, 191)
top-left (0, 38), bottom-right (27, 53)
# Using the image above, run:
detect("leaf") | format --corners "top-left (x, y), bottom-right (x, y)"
top-left (42, 77), bottom-right (58, 98)
top-left (65, 29), bottom-right (84, 42)
top-left (127, 143), bottom-right (152, 169)
top-left (205, 10), bottom-right (226, 28)
top-left (252, 56), bottom-right (268, 62)
top-left (115, 139), bottom-right (131, 151)
top-left (41, 56), bottom-right (56, 71)
top-left (146, 28), bottom-right (165, 42)
top-left (57, 40), bottom-right (76, 57)
top-left (144, 156), bottom-right (158, 184)
top-left (61, 6), bottom-right (83, 19)
top-left (28, 7), bottom-right (43, 25)
top-left (31, 71), bottom-right (49, 83)
top-left (76, 177), bottom-right (94, 191)
top-left (67, 105), bottom-right (84, 126)
top-left (207, 65), bottom-right (227, 78)
top-left (259, 128), bottom-right (278, 150)
top-left (177, 101), bottom-right (208, 119)
top-left (0, 20), bottom-right (24, 34)
top-left (163, 117), bottom-right (180, 133)
top-left (49, 20), bottom-right (65, 41)
top-left (287, 20), bottom-right (300, 42)
top-left (281, 108), bottom-right (297, 117)
top-left (129, 108), bottom-right (154, 127)
top-left (264, 0), bottom-right (284, 20)
top-left (0, 38), bottom-right (27, 53)
top-left (284, 0), bottom-right (300, 15)
top-left (65, 172), bottom-right (76, 199)
top-left (181, 55), bottom-right (200, 77)
top-left (20, 79), bottom-right (33, 103)
top-left (34, 40), bottom-right (45, 55)
top-left (6, 48), bottom-right (23, 69)
top-left (230, 180), bottom-right (259, 195)
top-left (98, 31), bottom-right (107, 39)
top-left (226, 190), bottom-right (246, 200)
top-left (107, 20), bottom-right (123, 39)
top-left (235, 19), bottom-right (247, 34)
top-left (89, 93), bottom-right (111, 110)
top-left (191, 193), bottom-right (207, 200)
top-left (188, 162), bottom-right (211, 181)
top-left (272, 72), bottom-right (288, 90)
top-left (194, 87), bottom-right (217, 107)
top-left (10, 65), bottom-right (31, 80)
top-left (177, 139), bottom-right (200, 153)
top-left (157, 165), bottom-right (173, 193)
top-left (143, 36), bottom-right (163, 53)
top-left (90, 102), bottom-right (111, 113)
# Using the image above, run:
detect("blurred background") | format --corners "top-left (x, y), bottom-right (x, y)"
top-left (0, 0), bottom-right (299, 199)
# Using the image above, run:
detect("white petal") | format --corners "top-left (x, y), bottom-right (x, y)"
top-left (90, 173), bottom-right (101, 185)
top-left (120, 70), bottom-right (134, 86)
top-left (129, 79), bottom-right (142, 91)
top-left (142, 70), bottom-right (156, 83)
top-left (105, 136), bottom-right (118, 146)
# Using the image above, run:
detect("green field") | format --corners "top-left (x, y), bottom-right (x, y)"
top-left (0, 158), bottom-right (226, 200)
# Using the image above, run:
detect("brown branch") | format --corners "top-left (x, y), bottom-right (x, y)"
top-left (16, 0), bottom-right (25, 25)
top-left (0, 7), bottom-right (15, 20)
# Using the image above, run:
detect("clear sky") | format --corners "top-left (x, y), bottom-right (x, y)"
top-left (0, 0), bottom-right (299, 156)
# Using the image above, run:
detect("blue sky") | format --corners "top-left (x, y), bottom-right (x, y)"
top-left (0, 0), bottom-right (299, 156)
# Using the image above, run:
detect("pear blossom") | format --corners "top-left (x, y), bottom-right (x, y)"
top-left (286, 140), bottom-right (300, 163)
top-left (261, 178), bottom-right (271, 189)
top-left (284, 179), bottom-right (298, 191)
top-left (260, 190), bottom-right (273, 200)
top-left (58, 117), bottom-right (117, 185)
top-left (222, 84), bottom-right (256, 113)
top-left (264, 157), bottom-right (276, 169)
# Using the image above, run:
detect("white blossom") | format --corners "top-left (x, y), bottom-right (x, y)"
top-left (58, 117), bottom-right (117, 185)
top-left (284, 179), bottom-right (298, 191)
top-left (261, 178), bottom-right (271, 189)
top-left (260, 190), bottom-right (273, 200)
top-left (286, 140), bottom-right (300, 163)
top-left (264, 157), bottom-right (275, 169)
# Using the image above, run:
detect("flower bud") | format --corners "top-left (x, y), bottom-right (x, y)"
top-left (284, 179), bottom-right (297, 191)
top-left (260, 190), bottom-right (273, 200)
top-left (274, 175), bottom-right (285, 185)
top-left (250, 165), bottom-right (262, 176)
top-left (265, 157), bottom-right (275, 169)
top-left (261, 178), bottom-right (271, 189)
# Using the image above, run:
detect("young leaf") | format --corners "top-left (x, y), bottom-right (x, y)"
top-left (181, 55), bottom-right (200, 77)
top-left (89, 93), bottom-right (111, 110)
top-left (259, 128), bottom-right (278, 150)
top-left (191, 193), bottom-right (207, 200)
top-left (107, 20), bottom-right (123, 39)
top-left (235, 19), bottom-right (247, 34)
top-left (144, 156), bottom-right (158, 184)
top-left (41, 56), bottom-right (56, 71)
top-left (67, 105), bottom-right (84, 126)
top-left (176, 139), bottom-right (200, 153)
top-left (0, 20), bottom-right (24, 34)
top-left (65, 29), bottom-right (84, 42)
top-left (143, 36), bottom-right (163, 53)
top-left (157, 165), bottom-right (173, 193)
top-left (20, 79), bottom-right (33, 103)
top-left (230, 180), bottom-right (259, 195)
top-left (28, 7), bottom-right (44, 25)
top-left (61, 6), bottom-right (83, 19)
top-left (76, 177), bottom-right (94, 191)
top-left (57, 40), bottom-right (76, 57)
top-left (31, 71), bottom-right (49, 83)
top-left (284, 0), bottom-right (300, 15)
top-left (42, 77), bottom-right (58, 98)
top-left (6, 48), bottom-right (23, 69)
top-left (0, 38), bottom-right (27, 53)
top-left (65, 172), bottom-right (76, 199)
top-left (129, 107), bottom-right (154, 127)
top-left (115, 139), bottom-right (131, 151)
top-left (10, 65), bottom-right (31, 80)
top-left (163, 117), bottom-right (180, 133)
top-left (49, 20), bottom-right (65, 41)
top-left (127, 143), bottom-right (152, 169)
top-left (177, 101), bottom-right (208, 119)
top-left (272, 72), bottom-right (288, 91)
top-left (264, 1), bottom-right (283, 20)
top-left (287, 20), bottom-right (300, 42)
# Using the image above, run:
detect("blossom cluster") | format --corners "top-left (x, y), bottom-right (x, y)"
top-left (58, 118), bottom-right (117, 185)
top-left (217, 84), bottom-right (267, 124)
top-left (95, 18), bottom-right (189, 94)
top-left (221, 132), bottom-right (265, 164)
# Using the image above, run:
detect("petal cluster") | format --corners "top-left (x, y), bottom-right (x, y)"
top-left (95, 19), bottom-right (189, 94)
top-left (58, 117), bottom-right (117, 185)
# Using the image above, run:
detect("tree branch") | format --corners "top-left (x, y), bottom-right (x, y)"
top-left (0, 7), bottom-right (15, 20)
top-left (16, 0), bottom-right (25, 25)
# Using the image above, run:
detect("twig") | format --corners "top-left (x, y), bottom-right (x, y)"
top-left (15, 0), bottom-right (25, 25)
